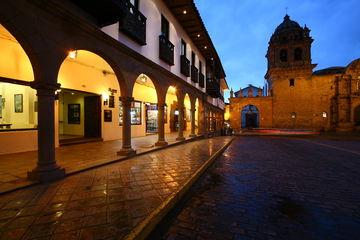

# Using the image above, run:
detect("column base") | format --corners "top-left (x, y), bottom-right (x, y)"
top-left (189, 134), bottom-right (197, 138)
top-left (155, 141), bottom-right (168, 147)
top-left (176, 136), bottom-right (186, 141)
top-left (27, 166), bottom-right (65, 182)
top-left (117, 147), bottom-right (136, 157)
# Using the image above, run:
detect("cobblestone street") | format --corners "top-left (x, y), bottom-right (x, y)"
top-left (0, 137), bottom-right (232, 240)
top-left (154, 136), bottom-right (360, 240)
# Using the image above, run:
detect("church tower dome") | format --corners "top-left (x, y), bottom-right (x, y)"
top-left (265, 15), bottom-right (315, 80)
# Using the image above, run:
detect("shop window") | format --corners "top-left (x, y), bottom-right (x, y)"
top-left (119, 99), bottom-right (142, 125)
top-left (0, 82), bottom-right (38, 130)
top-left (289, 78), bottom-right (295, 87)
top-left (280, 49), bottom-right (288, 62)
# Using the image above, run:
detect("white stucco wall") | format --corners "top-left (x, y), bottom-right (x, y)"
top-left (101, 0), bottom-right (206, 92)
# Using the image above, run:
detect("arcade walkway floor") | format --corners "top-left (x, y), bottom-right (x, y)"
top-left (0, 136), bottom-right (233, 240)
top-left (0, 131), bottom-right (194, 194)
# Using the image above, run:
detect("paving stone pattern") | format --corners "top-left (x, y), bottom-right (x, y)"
top-left (159, 136), bottom-right (360, 240)
top-left (0, 137), bottom-right (232, 240)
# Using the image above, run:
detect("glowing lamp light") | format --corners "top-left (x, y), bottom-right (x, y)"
top-left (102, 92), bottom-right (109, 106)
top-left (197, 34), bottom-right (200, 38)
top-left (68, 50), bottom-right (77, 59)
top-left (204, 46), bottom-right (207, 49)
top-left (174, 110), bottom-right (179, 115)
top-left (183, 10), bottom-right (187, 14)
top-left (140, 74), bottom-right (147, 83)
top-left (322, 112), bottom-right (327, 118)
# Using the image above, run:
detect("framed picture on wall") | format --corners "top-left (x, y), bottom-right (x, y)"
top-left (14, 94), bottom-right (23, 113)
top-left (68, 103), bottom-right (80, 124)
top-left (104, 110), bottom-right (112, 122)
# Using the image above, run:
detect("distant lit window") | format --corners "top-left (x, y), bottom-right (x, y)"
top-left (280, 49), bottom-right (288, 62)
top-left (289, 79), bottom-right (295, 87)
top-left (291, 112), bottom-right (296, 119)
top-left (322, 112), bottom-right (327, 118)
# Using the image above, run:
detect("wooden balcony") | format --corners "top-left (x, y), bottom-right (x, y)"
top-left (118, 0), bottom-right (147, 45)
top-left (191, 65), bottom-right (199, 83)
top-left (159, 35), bottom-right (174, 65)
top-left (199, 73), bottom-right (205, 88)
top-left (180, 55), bottom-right (190, 77)
top-left (206, 78), bottom-right (221, 98)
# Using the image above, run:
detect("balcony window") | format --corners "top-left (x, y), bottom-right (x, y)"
top-left (159, 35), bottom-right (174, 65)
top-left (180, 55), bottom-right (190, 77)
top-left (118, 0), bottom-right (147, 45)
top-left (199, 73), bottom-right (205, 88)
top-left (161, 15), bottom-right (169, 39)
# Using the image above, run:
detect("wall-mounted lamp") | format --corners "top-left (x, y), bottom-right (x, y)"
top-left (183, 10), bottom-right (187, 14)
top-left (140, 74), bottom-right (147, 83)
top-left (103, 93), bottom-right (109, 106)
top-left (68, 50), bottom-right (77, 59)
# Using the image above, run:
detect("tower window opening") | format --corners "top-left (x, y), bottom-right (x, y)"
top-left (289, 78), bottom-right (295, 87)
top-left (280, 49), bottom-right (288, 62)
top-left (294, 48), bottom-right (303, 61)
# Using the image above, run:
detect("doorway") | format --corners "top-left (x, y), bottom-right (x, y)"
top-left (58, 89), bottom-right (101, 145)
top-left (241, 105), bottom-right (259, 129)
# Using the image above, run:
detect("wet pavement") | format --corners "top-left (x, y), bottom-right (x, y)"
top-left (153, 136), bottom-right (360, 240)
top-left (0, 131), bottom-right (194, 193)
top-left (0, 136), bottom-right (232, 240)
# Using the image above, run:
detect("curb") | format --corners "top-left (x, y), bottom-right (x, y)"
top-left (0, 135), bottom-right (205, 195)
top-left (124, 136), bottom-right (235, 240)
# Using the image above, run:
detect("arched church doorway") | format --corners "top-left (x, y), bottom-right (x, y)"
top-left (241, 105), bottom-right (259, 129)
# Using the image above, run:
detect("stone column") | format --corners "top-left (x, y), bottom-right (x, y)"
top-left (28, 83), bottom-right (65, 182)
top-left (197, 99), bottom-right (206, 135)
top-left (155, 102), bottom-right (168, 146)
top-left (118, 96), bottom-right (136, 156)
top-left (176, 100), bottom-right (185, 141)
top-left (189, 106), bottom-right (197, 138)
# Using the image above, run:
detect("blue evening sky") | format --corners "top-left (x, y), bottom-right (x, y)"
top-left (195, 0), bottom-right (360, 98)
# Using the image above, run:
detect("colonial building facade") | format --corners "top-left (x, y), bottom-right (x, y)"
top-left (0, 0), bottom-right (228, 181)
top-left (229, 15), bottom-right (360, 132)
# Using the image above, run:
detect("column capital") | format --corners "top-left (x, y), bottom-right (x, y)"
top-left (31, 82), bottom-right (61, 96)
top-left (119, 96), bottom-right (134, 103)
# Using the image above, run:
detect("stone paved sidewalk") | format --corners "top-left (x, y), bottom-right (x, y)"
top-left (0, 131), bottom-right (194, 193)
top-left (0, 136), bottom-right (232, 240)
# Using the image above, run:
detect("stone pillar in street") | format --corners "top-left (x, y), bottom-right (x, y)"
top-left (118, 96), bottom-right (136, 156)
top-left (189, 103), bottom-right (197, 137)
top-left (28, 82), bottom-right (65, 182)
top-left (155, 100), bottom-right (168, 146)
top-left (176, 94), bottom-right (185, 141)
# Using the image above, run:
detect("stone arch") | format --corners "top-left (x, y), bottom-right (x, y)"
top-left (241, 104), bottom-right (260, 128)
top-left (0, 23), bottom-right (36, 81)
top-left (56, 47), bottom-right (127, 97)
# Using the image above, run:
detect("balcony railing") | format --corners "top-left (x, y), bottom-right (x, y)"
top-left (206, 78), bottom-right (221, 98)
top-left (191, 65), bottom-right (199, 83)
top-left (159, 35), bottom-right (174, 65)
top-left (199, 73), bottom-right (205, 88)
top-left (119, 0), bottom-right (147, 45)
top-left (180, 55), bottom-right (190, 77)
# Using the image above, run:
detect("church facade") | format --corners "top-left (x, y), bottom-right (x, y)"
top-left (229, 15), bottom-right (360, 132)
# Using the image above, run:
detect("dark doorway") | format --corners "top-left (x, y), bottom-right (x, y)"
top-left (84, 96), bottom-right (101, 138)
top-left (354, 105), bottom-right (360, 126)
top-left (241, 105), bottom-right (259, 129)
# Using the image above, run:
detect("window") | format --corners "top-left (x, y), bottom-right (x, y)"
top-left (0, 82), bottom-right (38, 131)
top-left (161, 15), bottom-right (169, 39)
top-left (119, 99), bottom-right (142, 125)
top-left (280, 49), bottom-right (288, 62)
top-left (191, 51), bottom-right (195, 65)
top-left (289, 78), bottom-right (295, 87)
top-left (181, 39), bottom-right (186, 56)
top-left (199, 61), bottom-right (202, 74)
top-left (294, 48), bottom-right (303, 61)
